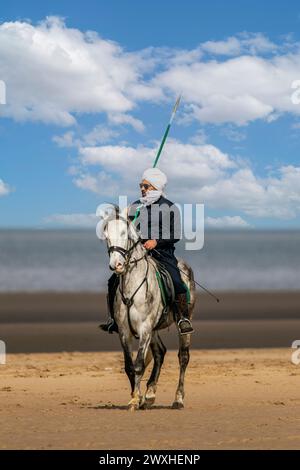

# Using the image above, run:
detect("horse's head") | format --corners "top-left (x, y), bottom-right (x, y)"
top-left (97, 204), bottom-right (140, 275)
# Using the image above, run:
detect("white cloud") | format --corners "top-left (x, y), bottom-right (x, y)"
top-left (44, 212), bottom-right (97, 227)
top-left (188, 129), bottom-right (208, 145)
top-left (153, 52), bottom-right (300, 125)
top-left (53, 125), bottom-right (119, 148)
top-left (75, 140), bottom-right (300, 220)
top-left (0, 16), bottom-right (157, 126)
top-left (201, 33), bottom-right (278, 56)
top-left (205, 215), bottom-right (251, 228)
top-left (78, 140), bottom-right (235, 192)
top-left (79, 143), bottom-right (154, 169)
top-left (2, 18), bottom-right (300, 223)
top-left (83, 125), bottom-right (119, 146)
top-left (108, 113), bottom-right (145, 132)
top-left (52, 131), bottom-right (79, 148)
top-left (73, 170), bottom-right (120, 196)
top-left (2, 18), bottom-right (300, 129)
top-left (194, 164), bottom-right (300, 219)
top-left (220, 126), bottom-right (247, 142)
top-left (0, 179), bottom-right (12, 196)
top-left (202, 37), bottom-right (242, 56)
top-left (194, 166), bottom-right (300, 219)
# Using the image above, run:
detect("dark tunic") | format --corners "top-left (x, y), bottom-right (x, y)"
top-left (107, 196), bottom-right (186, 306)
top-left (128, 196), bottom-right (186, 295)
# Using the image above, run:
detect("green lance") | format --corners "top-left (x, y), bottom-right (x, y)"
top-left (153, 95), bottom-right (181, 168)
top-left (131, 96), bottom-right (220, 303)
top-left (132, 96), bottom-right (181, 223)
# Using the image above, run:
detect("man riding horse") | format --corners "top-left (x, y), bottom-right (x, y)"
top-left (100, 167), bottom-right (194, 336)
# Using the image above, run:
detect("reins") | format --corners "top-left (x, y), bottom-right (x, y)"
top-left (107, 229), bottom-right (148, 339)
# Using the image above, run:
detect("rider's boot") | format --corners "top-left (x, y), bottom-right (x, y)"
top-left (99, 293), bottom-right (119, 334)
top-left (173, 293), bottom-right (194, 335)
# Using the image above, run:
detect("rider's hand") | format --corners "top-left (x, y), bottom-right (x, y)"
top-left (143, 239), bottom-right (157, 250)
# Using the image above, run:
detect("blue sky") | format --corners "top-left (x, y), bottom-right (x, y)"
top-left (1, 0), bottom-right (300, 228)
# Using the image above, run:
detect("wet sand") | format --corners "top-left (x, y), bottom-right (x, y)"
top-left (0, 291), bottom-right (299, 449)
top-left (0, 291), bottom-right (299, 352)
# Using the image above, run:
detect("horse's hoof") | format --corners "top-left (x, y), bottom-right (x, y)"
top-left (139, 397), bottom-right (146, 409)
top-left (128, 404), bottom-right (139, 411)
top-left (140, 395), bottom-right (155, 409)
top-left (172, 401), bottom-right (184, 409)
top-left (128, 400), bottom-right (140, 411)
top-left (128, 396), bottom-right (140, 411)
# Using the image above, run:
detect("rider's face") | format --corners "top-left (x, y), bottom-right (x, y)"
top-left (140, 179), bottom-right (156, 197)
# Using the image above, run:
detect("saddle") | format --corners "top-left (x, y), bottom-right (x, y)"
top-left (153, 259), bottom-right (176, 308)
top-left (151, 257), bottom-right (191, 305)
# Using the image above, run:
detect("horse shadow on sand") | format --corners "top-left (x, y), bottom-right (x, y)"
top-left (86, 403), bottom-right (174, 411)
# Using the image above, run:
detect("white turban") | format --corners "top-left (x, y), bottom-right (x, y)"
top-left (142, 168), bottom-right (167, 191)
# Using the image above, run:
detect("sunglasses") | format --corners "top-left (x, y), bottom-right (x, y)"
top-left (139, 183), bottom-right (151, 190)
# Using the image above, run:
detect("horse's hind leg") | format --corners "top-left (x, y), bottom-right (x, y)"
top-left (141, 333), bottom-right (166, 409)
top-left (172, 333), bottom-right (191, 409)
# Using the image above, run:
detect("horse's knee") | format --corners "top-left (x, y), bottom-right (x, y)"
top-left (125, 362), bottom-right (134, 377)
top-left (123, 352), bottom-right (135, 390)
top-left (135, 346), bottom-right (147, 376)
top-left (134, 359), bottom-right (145, 376)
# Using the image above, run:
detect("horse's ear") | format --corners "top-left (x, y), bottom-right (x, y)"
top-left (96, 203), bottom-right (119, 241)
top-left (120, 206), bottom-right (139, 242)
top-left (96, 203), bottom-right (119, 220)
top-left (96, 219), bottom-right (107, 240)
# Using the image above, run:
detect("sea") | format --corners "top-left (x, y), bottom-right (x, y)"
top-left (0, 229), bottom-right (300, 292)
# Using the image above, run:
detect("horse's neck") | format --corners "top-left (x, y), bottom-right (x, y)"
top-left (122, 241), bottom-right (147, 290)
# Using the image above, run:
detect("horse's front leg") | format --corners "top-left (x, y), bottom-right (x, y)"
top-left (129, 332), bottom-right (152, 411)
top-left (118, 331), bottom-right (136, 402)
top-left (140, 332), bottom-right (166, 409)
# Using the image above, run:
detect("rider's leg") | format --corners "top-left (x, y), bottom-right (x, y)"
top-left (155, 252), bottom-right (194, 335)
top-left (173, 290), bottom-right (194, 335)
top-left (99, 273), bottom-right (119, 333)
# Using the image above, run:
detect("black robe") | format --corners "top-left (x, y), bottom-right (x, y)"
top-left (127, 196), bottom-right (186, 295)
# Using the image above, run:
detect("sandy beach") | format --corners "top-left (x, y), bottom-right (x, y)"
top-left (0, 291), bottom-right (299, 449)
top-left (1, 348), bottom-right (299, 450)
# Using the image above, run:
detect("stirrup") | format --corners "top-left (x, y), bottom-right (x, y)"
top-left (177, 318), bottom-right (194, 335)
top-left (99, 317), bottom-right (118, 334)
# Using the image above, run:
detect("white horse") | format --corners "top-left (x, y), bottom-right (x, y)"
top-left (99, 206), bottom-right (195, 410)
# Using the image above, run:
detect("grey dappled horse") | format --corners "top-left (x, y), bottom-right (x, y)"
top-left (99, 206), bottom-right (195, 410)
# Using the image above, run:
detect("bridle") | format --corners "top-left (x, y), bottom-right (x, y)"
top-left (105, 213), bottom-right (148, 269)
top-left (105, 215), bottom-right (149, 339)
top-left (107, 239), bottom-right (142, 268)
